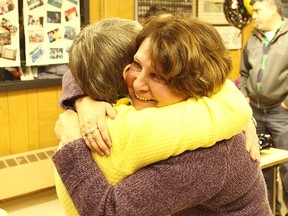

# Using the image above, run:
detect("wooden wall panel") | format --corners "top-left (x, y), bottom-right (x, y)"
top-left (89, 0), bottom-right (102, 23)
top-left (27, 89), bottom-right (40, 150)
top-left (104, 0), bottom-right (134, 19)
top-left (119, 1), bottom-right (135, 19)
top-left (229, 50), bottom-right (242, 81)
top-left (37, 87), bottom-right (61, 148)
top-left (89, 0), bottom-right (135, 22)
top-left (8, 90), bottom-right (30, 154)
top-left (0, 87), bottom-right (62, 157)
top-left (242, 21), bottom-right (254, 47)
top-left (0, 92), bottom-right (10, 156)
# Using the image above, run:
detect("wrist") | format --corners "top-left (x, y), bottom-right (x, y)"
top-left (74, 96), bottom-right (85, 111)
top-left (62, 136), bottom-right (82, 146)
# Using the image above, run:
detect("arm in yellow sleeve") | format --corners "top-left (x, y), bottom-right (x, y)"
top-left (54, 79), bottom-right (252, 215)
top-left (95, 79), bottom-right (252, 184)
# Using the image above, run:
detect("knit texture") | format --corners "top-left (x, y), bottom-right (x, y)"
top-left (53, 134), bottom-right (272, 215)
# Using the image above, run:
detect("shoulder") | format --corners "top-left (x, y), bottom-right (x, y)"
top-left (169, 133), bottom-right (246, 172)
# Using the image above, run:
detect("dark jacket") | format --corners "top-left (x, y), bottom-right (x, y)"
top-left (240, 18), bottom-right (288, 109)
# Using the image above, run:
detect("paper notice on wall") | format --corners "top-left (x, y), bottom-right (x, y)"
top-left (23, 0), bottom-right (81, 66)
top-left (0, 0), bottom-right (21, 67)
top-left (215, 26), bottom-right (242, 50)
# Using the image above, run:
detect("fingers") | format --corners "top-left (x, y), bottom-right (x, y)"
top-left (105, 104), bottom-right (117, 119)
top-left (79, 113), bottom-right (112, 155)
top-left (251, 143), bottom-right (261, 163)
top-left (76, 101), bottom-right (115, 155)
top-left (245, 132), bottom-right (260, 162)
top-left (244, 118), bottom-right (260, 162)
top-left (83, 127), bottom-right (111, 156)
top-left (96, 117), bottom-right (112, 147)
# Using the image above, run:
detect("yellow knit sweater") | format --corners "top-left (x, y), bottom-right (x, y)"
top-left (55, 79), bottom-right (252, 216)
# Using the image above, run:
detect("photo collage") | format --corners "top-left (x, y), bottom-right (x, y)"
top-left (24, 0), bottom-right (80, 66)
top-left (0, 0), bottom-right (20, 67)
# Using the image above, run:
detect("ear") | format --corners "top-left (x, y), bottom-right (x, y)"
top-left (123, 64), bottom-right (131, 82)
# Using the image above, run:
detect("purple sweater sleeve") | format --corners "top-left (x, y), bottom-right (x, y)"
top-left (52, 139), bottom-right (228, 216)
top-left (60, 70), bottom-right (85, 110)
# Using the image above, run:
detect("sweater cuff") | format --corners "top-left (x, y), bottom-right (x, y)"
top-left (60, 95), bottom-right (85, 111)
top-left (52, 139), bottom-right (102, 190)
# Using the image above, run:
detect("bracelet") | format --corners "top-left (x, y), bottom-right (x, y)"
top-left (251, 116), bottom-right (257, 128)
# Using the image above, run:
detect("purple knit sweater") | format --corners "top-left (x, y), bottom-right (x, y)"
top-left (52, 133), bottom-right (272, 216)
top-left (59, 70), bottom-right (85, 110)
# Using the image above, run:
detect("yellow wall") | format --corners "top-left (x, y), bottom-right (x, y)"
top-left (89, 0), bottom-right (135, 22)
top-left (0, 87), bottom-right (63, 156)
top-left (229, 21), bottom-right (254, 81)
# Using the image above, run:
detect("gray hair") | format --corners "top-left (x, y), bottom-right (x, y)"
top-left (69, 17), bottom-right (142, 103)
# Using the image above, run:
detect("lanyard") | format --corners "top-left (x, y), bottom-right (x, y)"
top-left (256, 37), bottom-right (271, 92)
top-left (256, 21), bottom-right (284, 92)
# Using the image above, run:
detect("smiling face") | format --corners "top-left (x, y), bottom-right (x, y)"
top-left (123, 37), bottom-right (187, 110)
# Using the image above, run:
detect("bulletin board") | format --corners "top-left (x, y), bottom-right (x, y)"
top-left (135, 0), bottom-right (195, 24)
top-left (197, 0), bottom-right (229, 25)
top-left (23, 0), bottom-right (81, 66)
top-left (214, 26), bottom-right (242, 50)
top-left (0, 0), bottom-right (21, 67)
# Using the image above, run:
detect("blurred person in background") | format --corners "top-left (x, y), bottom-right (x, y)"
top-left (240, 0), bottom-right (288, 215)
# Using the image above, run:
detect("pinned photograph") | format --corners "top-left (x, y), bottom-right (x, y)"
top-left (2, 47), bottom-right (17, 60)
top-left (26, 0), bottom-right (44, 10)
top-left (0, 32), bottom-right (11, 45)
top-left (29, 45), bottom-right (44, 63)
top-left (67, 0), bottom-right (78, 5)
top-left (47, 0), bottom-right (63, 9)
top-left (47, 28), bottom-right (61, 43)
top-left (65, 7), bottom-right (78, 22)
top-left (47, 11), bottom-right (61, 23)
top-left (50, 48), bottom-right (63, 59)
top-left (0, 0), bottom-right (15, 15)
top-left (28, 15), bottom-right (44, 27)
top-left (28, 29), bottom-right (44, 43)
top-left (1, 18), bottom-right (17, 34)
top-left (64, 26), bottom-right (76, 40)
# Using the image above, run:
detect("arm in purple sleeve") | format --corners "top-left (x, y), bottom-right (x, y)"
top-left (52, 139), bottom-right (226, 216)
top-left (60, 70), bottom-right (85, 110)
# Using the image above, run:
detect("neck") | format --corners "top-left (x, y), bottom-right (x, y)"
top-left (268, 15), bottom-right (283, 32)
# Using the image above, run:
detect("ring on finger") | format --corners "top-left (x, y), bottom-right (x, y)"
top-left (83, 128), bottom-right (97, 138)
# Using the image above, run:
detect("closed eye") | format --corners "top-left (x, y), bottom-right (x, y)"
top-left (130, 60), bottom-right (141, 72)
top-left (151, 73), bottom-right (166, 83)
